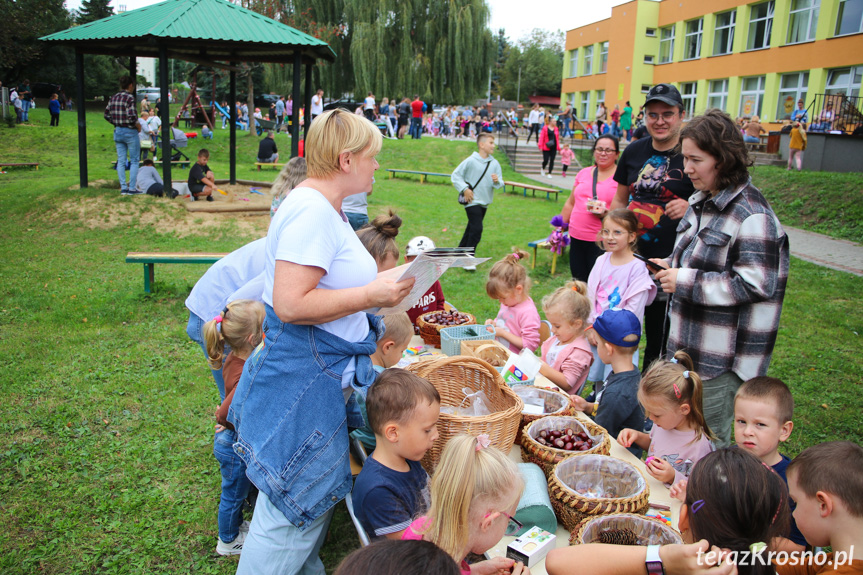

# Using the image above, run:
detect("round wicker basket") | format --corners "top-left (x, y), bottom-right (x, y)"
top-left (569, 513), bottom-right (683, 546)
top-left (417, 312), bottom-right (476, 347)
top-left (521, 415), bottom-right (611, 478)
top-left (548, 454), bottom-right (650, 531)
top-left (406, 355), bottom-right (523, 473)
top-left (511, 386), bottom-right (575, 445)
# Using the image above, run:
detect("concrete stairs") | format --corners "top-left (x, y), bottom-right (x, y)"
top-left (751, 151), bottom-right (786, 167)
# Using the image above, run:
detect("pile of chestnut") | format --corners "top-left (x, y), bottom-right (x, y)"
top-left (423, 311), bottom-right (471, 326)
top-left (535, 427), bottom-right (594, 451)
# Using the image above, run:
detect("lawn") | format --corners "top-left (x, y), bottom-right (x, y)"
top-left (0, 108), bottom-right (862, 574)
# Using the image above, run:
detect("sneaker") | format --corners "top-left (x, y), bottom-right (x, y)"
top-left (463, 265), bottom-right (477, 271)
top-left (206, 195), bottom-right (214, 202)
top-left (126, 189), bottom-right (145, 195)
top-left (540, 169), bottom-right (545, 176)
top-left (547, 174), bottom-right (553, 179)
top-left (239, 520), bottom-right (251, 534)
top-left (216, 531), bottom-right (246, 556)
top-left (120, 189), bottom-right (132, 195)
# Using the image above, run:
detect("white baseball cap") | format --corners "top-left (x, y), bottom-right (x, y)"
top-left (406, 236), bottom-right (436, 257)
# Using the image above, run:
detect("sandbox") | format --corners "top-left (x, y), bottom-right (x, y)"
top-left (179, 180), bottom-right (273, 213)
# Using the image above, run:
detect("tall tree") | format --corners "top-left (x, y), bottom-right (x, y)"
top-left (497, 28), bottom-right (564, 101)
top-left (0, 0), bottom-right (72, 79)
top-left (76, 0), bottom-right (113, 24)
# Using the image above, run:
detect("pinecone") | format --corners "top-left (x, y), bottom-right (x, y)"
top-left (597, 528), bottom-right (639, 545)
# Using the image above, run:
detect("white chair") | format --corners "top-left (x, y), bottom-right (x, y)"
top-left (344, 492), bottom-right (371, 547)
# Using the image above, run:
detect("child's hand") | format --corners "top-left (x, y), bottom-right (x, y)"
top-left (485, 319), bottom-right (494, 325)
top-left (571, 395), bottom-right (591, 413)
top-left (511, 561), bottom-right (531, 575)
top-left (215, 424), bottom-right (226, 433)
top-left (586, 329), bottom-right (598, 347)
top-left (470, 557), bottom-right (517, 575)
top-left (617, 428), bottom-right (638, 448)
top-left (669, 479), bottom-right (688, 502)
top-left (646, 456), bottom-right (676, 484)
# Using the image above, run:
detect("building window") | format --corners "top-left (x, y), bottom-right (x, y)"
top-left (659, 26), bottom-right (675, 63)
top-left (776, 72), bottom-right (809, 119)
top-left (569, 49), bottom-right (579, 77)
top-left (641, 84), bottom-right (652, 93)
top-left (596, 90), bottom-right (606, 107)
top-left (713, 10), bottom-right (736, 55)
top-left (708, 79), bottom-right (729, 111)
top-left (646, 28), bottom-right (657, 37)
top-left (683, 18), bottom-right (703, 60)
top-left (599, 42), bottom-right (609, 73)
top-left (680, 82), bottom-right (698, 116)
top-left (740, 76), bottom-right (766, 118)
top-left (787, 0), bottom-right (820, 43)
top-left (644, 54), bottom-right (655, 64)
top-left (747, 1), bottom-right (774, 50)
top-left (826, 66), bottom-right (863, 97)
top-left (580, 92), bottom-right (591, 121)
top-left (583, 45), bottom-right (593, 76)
top-left (835, 0), bottom-right (863, 35)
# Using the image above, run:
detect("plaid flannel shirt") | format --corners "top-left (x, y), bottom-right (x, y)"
top-left (665, 180), bottom-right (789, 381)
top-left (104, 91), bottom-right (137, 128)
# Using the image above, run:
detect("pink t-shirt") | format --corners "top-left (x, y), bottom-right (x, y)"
top-left (403, 517), bottom-right (471, 575)
top-left (647, 426), bottom-right (715, 486)
top-left (540, 335), bottom-right (593, 396)
top-left (495, 296), bottom-right (541, 353)
top-left (567, 167), bottom-right (619, 242)
top-left (587, 253), bottom-right (657, 325)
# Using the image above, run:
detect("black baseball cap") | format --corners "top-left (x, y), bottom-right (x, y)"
top-left (644, 83), bottom-right (684, 109)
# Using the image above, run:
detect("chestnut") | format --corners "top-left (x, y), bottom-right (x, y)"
top-left (554, 438), bottom-right (565, 448)
top-left (564, 442), bottom-right (573, 450)
top-left (539, 430), bottom-right (548, 439)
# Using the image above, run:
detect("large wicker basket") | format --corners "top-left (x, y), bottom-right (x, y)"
top-left (521, 416), bottom-right (611, 478)
top-left (512, 386), bottom-right (576, 445)
top-left (569, 513), bottom-right (683, 546)
top-left (406, 355), bottom-right (523, 473)
top-left (549, 454), bottom-right (650, 531)
top-left (417, 312), bottom-right (476, 347)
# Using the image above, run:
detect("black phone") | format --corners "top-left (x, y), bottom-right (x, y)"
top-left (633, 253), bottom-right (665, 273)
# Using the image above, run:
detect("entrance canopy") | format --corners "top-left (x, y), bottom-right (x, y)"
top-left (41, 0), bottom-right (335, 187)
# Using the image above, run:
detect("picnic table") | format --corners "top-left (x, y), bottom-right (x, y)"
top-left (527, 238), bottom-right (566, 275)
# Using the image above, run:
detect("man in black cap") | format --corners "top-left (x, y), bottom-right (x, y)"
top-left (608, 83), bottom-right (695, 373)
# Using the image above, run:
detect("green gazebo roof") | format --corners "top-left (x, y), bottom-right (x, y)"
top-left (40, 0), bottom-right (335, 63)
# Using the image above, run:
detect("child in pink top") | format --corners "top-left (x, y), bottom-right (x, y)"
top-left (539, 281), bottom-right (593, 396)
top-left (559, 144), bottom-right (575, 177)
top-left (485, 250), bottom-right (540, 353)
top-left (617, 351), bottom-right (716, 486)
top-left (587, 209), bottom-right (656, 381)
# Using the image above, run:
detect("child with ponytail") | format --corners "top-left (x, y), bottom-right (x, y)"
top-left (202, 299), bottom-right (266, 556)
top-left (402, 435), bottom-right (531, 575)
top-left (539, 281), bottom-right (594, 395)
top-left (356, 209), bottom-right (402, 272)
top-left (618, 351), bottom-right (716, 485)
top-left (485, 249), bottom-right (541, 353)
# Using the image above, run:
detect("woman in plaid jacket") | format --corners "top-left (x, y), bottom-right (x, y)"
top-left (652, 109), bottom-right (789, 449)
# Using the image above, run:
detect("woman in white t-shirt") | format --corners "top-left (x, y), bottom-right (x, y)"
top-left (363, 92), bottom-right (376, 122)
top-left (233, 109), bottom-right (414, 574)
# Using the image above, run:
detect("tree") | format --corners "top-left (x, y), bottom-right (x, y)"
top-left (76, 0), bottom-right (113, 24)
top-left (496, 28), bottom-right (564, 102)
top-left (0, 0), bottom-right (73, 80)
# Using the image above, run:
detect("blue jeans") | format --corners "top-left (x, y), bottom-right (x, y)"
top-left (21, 99), bottom-right (31, 122)
top-left (345, 212), bottom-right (369, 231)
top-left (743, 135), bottom-right (760, 143)
top-left (237, 491), bottom-right (334, 575)
top-left (114, 127), bottom-right (140, 191)
top-left (214, 428), bottom-right (251, 543)
top-left (186, 312), bottom-right (227, 401)
top-left (562, 118), bottom-right (572, 137)
top-left (410, 117), bottom-right (422, 139)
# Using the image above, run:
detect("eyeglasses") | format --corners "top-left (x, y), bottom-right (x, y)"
top-left (594, 148), bottom-right (616, 155)
top-left (600, 229), bottom-right (627, 238)
top-left (646, 111), bottom-right (679, 121)
top-left (501, 512), bottom-right (524, 536)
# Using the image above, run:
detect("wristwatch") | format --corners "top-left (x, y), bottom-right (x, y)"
top-left (645, 544), bottom-right (665, 575)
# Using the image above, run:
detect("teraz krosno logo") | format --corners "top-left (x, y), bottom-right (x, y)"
top-left (698, 547), bottom-right (855, 570)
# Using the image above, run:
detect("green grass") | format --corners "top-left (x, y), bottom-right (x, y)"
top-left (0, 108), bottom-right (862, 574)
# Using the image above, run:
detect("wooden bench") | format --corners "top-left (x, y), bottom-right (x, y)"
top-left (125, 252), bottom-right (228, 293)
top-left (505, 180), bottom-right (561, 201)
top-left (256, 162), bottom-right (285, 171)
top-left (0, 162), bottom-right (39, 170)
top-left (386, 169), bottom-right (451, 183)
top-left (527, 238), bottom-right (566, 275)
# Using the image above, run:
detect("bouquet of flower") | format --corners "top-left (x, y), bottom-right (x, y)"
top-left (545, 215), bottom-right (570, 255)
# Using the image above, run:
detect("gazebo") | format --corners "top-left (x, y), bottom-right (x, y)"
top-left (41, 0), bottom-right (336, 188)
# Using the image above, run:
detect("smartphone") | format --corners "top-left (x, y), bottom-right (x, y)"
top-left (633, 253), bottom-right (665, 273)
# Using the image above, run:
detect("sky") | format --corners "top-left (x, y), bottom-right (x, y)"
top-left (64, 0), bottom-right (633, 43)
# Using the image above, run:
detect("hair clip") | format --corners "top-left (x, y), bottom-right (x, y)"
top-left (669, 358), bottom-right (678, 364)
top-left (213, 315), bottom-right (223, 324)
top-left (222, 306), bottom-right (230, 317)
top-left (690, 499), bottom-right (706, 514)
top-left (682, 370), bottom-right (690, 380)
top-left (511, 252), bottom-right (522, 261)
top-left (750, 542), bottom-right (767, 554)
top-left (673, 383), bottom-right (682, 398)
top-left (476, 434), bottom-right (491, 451)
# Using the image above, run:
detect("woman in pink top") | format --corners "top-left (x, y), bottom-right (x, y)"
top-left (560, 135), bottom-right (620, 282)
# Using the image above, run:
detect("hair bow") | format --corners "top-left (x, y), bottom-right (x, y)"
top-left (476, 434), bottom-right (491, 451)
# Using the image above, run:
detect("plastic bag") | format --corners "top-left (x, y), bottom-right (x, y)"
top-left (441, 387), bottom-right (493, 417)
top-left (501, 348), bottom-right (542, 385)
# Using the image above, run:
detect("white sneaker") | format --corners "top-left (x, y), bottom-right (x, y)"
top-left (216, 530), bottom-right (246, 556)
top-left (540, 169), bottom-right (545, 176)
top-left (548, 174), bottom-right (553, 179)
top-left (463, 265), bottom-right (477, 271)
top-left (239, 520), bottom-right (251, 533)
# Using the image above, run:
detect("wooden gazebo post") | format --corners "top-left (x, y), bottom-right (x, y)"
top-left (290, 52), bottom-right (302, 158)
top-left (75, 49), bottom-right (88, 188)
top-left (159, 45), bottom-right (172, 187)
top-left (229, 64), bottom-right (237, 185)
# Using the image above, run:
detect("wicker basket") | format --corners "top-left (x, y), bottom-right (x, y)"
top-left (512, 386), bottom-right (575, 444)
top-left (417, 312), bottom-right (476, 347)
top-left (521, 416), bottom-right (611, 478)
top-left (440, 324), bottom-right (494, 356)
top-left (460, 340), bottom-right (509, 367)
top-left (406, 355), bottom-right (523, 473)
top-left (569, 513), bottom-right (683, 546)
top-left (549, 454), bottom-right (650, 531)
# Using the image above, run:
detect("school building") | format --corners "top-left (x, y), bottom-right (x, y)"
top-left (560, 0), bottom-right (863, 128)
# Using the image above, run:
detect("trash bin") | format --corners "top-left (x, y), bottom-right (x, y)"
top-left (767, 131), bottom-right (781, 154)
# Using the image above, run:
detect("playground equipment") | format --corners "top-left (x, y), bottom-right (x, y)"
top-left (174, 66), bottom-right (216, 131)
